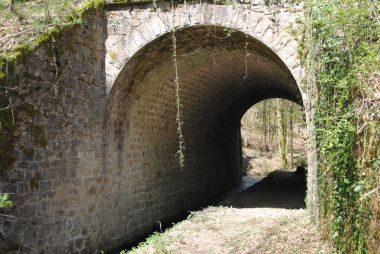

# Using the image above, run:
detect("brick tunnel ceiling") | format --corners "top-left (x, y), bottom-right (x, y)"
top-left (107, 25), bottom-right (302, 188)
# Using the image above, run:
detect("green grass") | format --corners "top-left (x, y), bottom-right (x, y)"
top-left (0, 0), bottom-right (79, 36)
top-left (0, 0), bottom-right (106, 75)
top-left (0, 0), bottom-right (94, 56)
top-left (126, 231), bottom-right (170, 254)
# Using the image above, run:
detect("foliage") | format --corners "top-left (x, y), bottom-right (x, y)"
top-left (299, 0), bottom-right (379, 252)
top-left (0, 0), bottom-right (105, 72)
top-left (0, 0), bottom-right (81, 48)
top-left (126, 231), bottom-right (170, 254)
top-left (0, 193), bottom-right (13, 208)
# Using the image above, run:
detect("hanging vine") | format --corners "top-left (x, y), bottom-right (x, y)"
top-left (243, 24), bottom-right (249, 81)
top-left (171, 0), bottom-right (185, 170)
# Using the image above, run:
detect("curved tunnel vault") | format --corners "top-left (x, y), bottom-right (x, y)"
top-left (103, 25), bottom-right (302, 248)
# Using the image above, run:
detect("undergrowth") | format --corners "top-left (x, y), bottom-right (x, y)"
top-left (299, 0), bottom-right (379, 252)
top-left (125, 232), bottom-right (170, 254)
top-left (0, 0), bottom-right (105, 79)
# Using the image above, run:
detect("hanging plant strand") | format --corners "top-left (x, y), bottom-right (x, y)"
top-left (243, 3), bottom-right (252, 81)
top-left (243, 31), bottom-right (249, 80)
top-left (171, 3), bottom-right (185, 170)
top-left (152, 0), bottom-right (157, 11)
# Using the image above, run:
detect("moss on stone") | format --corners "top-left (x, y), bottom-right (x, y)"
top-left (109, 51), bottom-right (119, 61)
top-left (21, 103), bottom-right (38, 119)
top-left (75, 0), bottom-right (105, 17)
top-left (34, 27), bottom-right (60, 47)
top-left (30, 174), bottom-right (41, 190)
top-left (21, 146), bottom-right (34, 160)
top-left (31, 125), bottom-right (48, 148)
top-left (3, 51), bottom-right (22, 63)
top-left (0, 0), bottom-right (103, 77)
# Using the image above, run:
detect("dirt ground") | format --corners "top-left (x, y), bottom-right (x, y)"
top-left (126, 172), bottom-right (331, 254)
top-left (240, 125), bottom-right (307, 177)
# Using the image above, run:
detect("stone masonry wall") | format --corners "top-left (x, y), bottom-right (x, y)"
top-left (0, 9), bottom-right (107, 254)
top-left (0, 1), bottom-right (310, 253)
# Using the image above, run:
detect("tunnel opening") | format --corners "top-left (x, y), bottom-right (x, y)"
top-left (240, 98), bottom-right (307, 182)
top-left (237, 98), bottom-right (307, 209)
top-left (104, 25), bottom-right (304, 251)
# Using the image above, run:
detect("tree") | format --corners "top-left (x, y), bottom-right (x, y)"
top-left (276, 99), bottom-right (287, 168)
top-left (288, 103), bottom-right (294, 169)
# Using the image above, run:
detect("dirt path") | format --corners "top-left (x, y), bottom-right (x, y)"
top-left (126, 172), bottom-right (331, 254)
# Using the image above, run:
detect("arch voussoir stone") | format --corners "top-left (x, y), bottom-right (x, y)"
top-left (105, 2), bottom-right (304, 96)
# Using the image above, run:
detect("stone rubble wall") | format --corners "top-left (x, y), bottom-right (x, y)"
top-left (0, 9), bottom-right (108, 254)
top-left (0, 2), bottom-right (314, 253)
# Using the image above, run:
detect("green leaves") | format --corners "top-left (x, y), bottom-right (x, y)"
top-left (0, 193), bottom-right (13, 208)
top-left (300, 0), bottom-right (379, 252)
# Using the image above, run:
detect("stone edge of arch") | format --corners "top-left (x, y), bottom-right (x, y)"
top-left (105, 2), bottom-right (305, 101)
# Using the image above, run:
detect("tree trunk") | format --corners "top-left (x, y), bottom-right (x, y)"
top-left (288, 103), bottom-right (294, 169)
top-left (277, 99), bottom-right (287, 169)
top-left (267, 101), bottom-right (271, 146)
top-left (262, 101), bottom-right (267, 143)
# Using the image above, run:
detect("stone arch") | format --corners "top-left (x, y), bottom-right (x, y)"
top-left (0, 3), bottom-right (313, 253)
top-left (105, 2), bottom-right (303, 96)
top-left (102, 18), bottom-right (304, 248)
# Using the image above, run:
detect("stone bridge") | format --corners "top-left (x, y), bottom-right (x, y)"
top-left (0, 1), bottom-right (314, 253)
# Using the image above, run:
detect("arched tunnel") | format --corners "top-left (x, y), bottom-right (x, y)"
top-left (102, 25), bottom-right (303, 246)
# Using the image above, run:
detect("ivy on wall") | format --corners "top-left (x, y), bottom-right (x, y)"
top-left (299, 0), bottom-right (379, 252)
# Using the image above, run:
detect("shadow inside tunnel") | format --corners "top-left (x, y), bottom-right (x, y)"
top-left (221, 170), bottom-right (307, 209)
